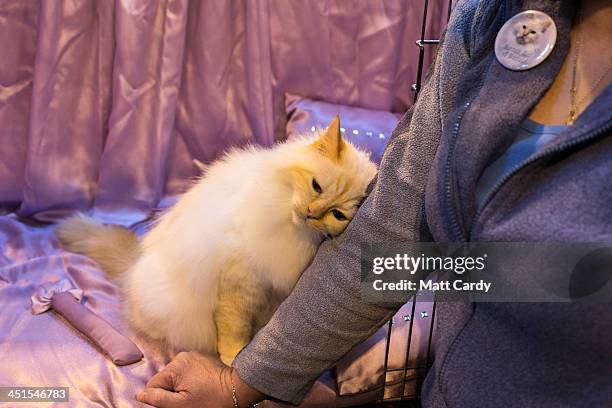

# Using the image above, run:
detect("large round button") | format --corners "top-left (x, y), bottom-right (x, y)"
top-left (495, 10), bottom-right (557, 71)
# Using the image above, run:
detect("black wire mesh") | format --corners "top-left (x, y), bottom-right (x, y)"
top-left (377, 1), bottom-right (452, 404)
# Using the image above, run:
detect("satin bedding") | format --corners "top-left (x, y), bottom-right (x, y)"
top-left (0, 215), bottom-right (173, 408)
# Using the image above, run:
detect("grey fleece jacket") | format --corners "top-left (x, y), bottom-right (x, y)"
top-left (234, 0), bottom-right (612, 406)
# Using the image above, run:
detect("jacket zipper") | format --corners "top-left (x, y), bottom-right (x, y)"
top-left (444, 101), bottom-right (471, 243)
top-left (444, 61), bottom-right (491, 243)
top-left (469, 120), bottom-right (612, 239)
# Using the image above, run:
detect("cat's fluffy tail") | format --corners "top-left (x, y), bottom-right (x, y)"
top-left (56, 214), bottom-right (140, 278)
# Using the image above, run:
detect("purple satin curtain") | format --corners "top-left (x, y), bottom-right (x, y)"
top-left (0, 0), bottom-right (449, 225)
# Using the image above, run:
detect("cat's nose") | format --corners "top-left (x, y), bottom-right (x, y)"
top-left (306, 208), bottom-right (314, 219)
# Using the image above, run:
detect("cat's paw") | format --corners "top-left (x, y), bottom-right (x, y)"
top-left (218, 341), bottom-right (247, 366)
top-left (220, 353), bottom-right (236, 366)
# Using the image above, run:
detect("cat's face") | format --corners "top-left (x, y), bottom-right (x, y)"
top-left (289, 116), bottom-right (377, 238)
top-left (512, 14), bottom-right (552, 46)
top-left (513, 24), bottom-right (539, 45)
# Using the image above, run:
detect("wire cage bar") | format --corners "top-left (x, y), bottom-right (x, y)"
top-left (377, 1), bottom-right (452, 405)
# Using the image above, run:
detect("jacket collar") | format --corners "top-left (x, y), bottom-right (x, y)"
top-left (446, 0), bottom-right (583, 240)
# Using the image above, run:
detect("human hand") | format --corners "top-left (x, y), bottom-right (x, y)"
top-left (136, 351), bottom-right (264, 408)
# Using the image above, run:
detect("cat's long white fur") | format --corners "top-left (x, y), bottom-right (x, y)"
top-left (58, 121), bottom-right (376, 363)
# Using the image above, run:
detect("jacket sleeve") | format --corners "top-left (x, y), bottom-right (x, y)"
top-left (232, 0), bottom-right (478, 404)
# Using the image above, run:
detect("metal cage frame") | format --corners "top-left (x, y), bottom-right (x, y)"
top-left (377, 1), bottom-right (453, 404)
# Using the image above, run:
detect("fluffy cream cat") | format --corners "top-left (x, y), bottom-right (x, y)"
top-left (57, 116), bottom-right (377, 365)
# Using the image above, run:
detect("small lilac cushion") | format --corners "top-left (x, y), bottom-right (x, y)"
top-left (285, 93), bottom-right (402, 164)
top-left (31, 280), bottom-right (143, 366)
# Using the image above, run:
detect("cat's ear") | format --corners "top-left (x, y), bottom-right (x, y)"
top-left (312, 115), bottom-right (345, 162)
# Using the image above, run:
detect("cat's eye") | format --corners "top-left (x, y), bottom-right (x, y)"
top-left (331, 209), bottom-right (347, 221)
top-left (312, 178), bottom-right (322, 194)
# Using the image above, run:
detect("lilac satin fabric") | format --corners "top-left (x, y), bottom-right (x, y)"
top-left (285, 93), bottom-right (402, 164)
top-left (31, 280), bottom-right (143, 366)
top-left (0, 0), bottom-right (450, 223)
top-left (0, 215), bottom-right (173, 407)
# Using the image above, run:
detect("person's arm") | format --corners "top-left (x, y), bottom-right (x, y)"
top-left (232, 1), bottom-right (481, 403)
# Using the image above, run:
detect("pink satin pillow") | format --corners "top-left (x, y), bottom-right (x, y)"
top-left (285, 93), bottom-right (402, 164)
